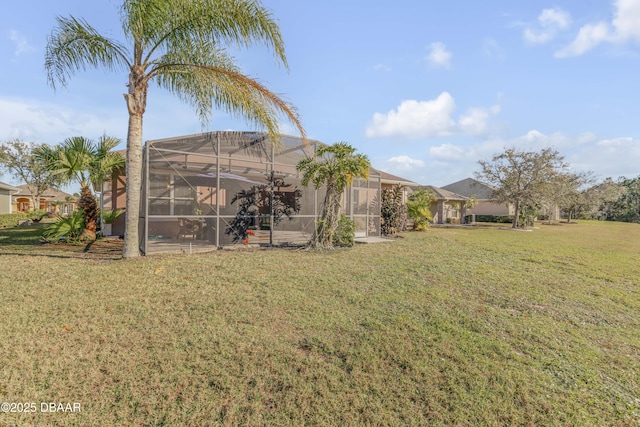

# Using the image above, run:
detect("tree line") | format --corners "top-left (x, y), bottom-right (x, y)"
top-left (476, 147), bottom-right (640, 227)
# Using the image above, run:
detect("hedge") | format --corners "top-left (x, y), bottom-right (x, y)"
top-left (0, 213), bottom-right (27, 228)
top-left (466, 214), bottom-right (513, 223)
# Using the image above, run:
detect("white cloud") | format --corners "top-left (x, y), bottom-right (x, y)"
top-left (429, 144), bottom-right (467, 161)
top-left (459, 105), bottom-right (500, 135)
top-left (366, 92), bottom-right (500, 140)
top-left (556, 0), bottom-right (640, 57)
top-left (523, 7), bottom-right (572, 45)
top-left (366, 93), bottom-right (456, 139)
top-left (384, 155), bottom-right (426, 172)
top-left (572, 136), bottom-right (640, 177)
top-left (555, 22), bottom-right (612, 58)
top-left (426, 42), bottom-right (452, 68)
top-left (377, 131), bottom-right (639, 187)
top-left (9, 30), bottom-right (35, 56)
top-left (0, 98), bottom-right (127, 145)
top-left (539, 8), bottom-right (572, 29)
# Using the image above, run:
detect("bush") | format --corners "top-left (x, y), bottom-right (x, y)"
top-left (0, 213), bottom-right (27, 228)
top-left (26, 209), bottom-right (48, 223)
top-left (42, 210), bottom-right (84, 242)
top-left (101, 209), bottom-right (123, 224)
top-left (381, 185), bottom-right (407, 236)
top-left (407, 188), bottom-right (434, 231)
top-left (472, 215), bottom-right (513, 223)
top-left (333, 215), bottom-right (355, 247)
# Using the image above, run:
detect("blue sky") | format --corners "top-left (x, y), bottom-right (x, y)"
top-left (1, 0), bottom-right (639, 190)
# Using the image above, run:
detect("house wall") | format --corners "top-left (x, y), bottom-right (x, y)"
top-left (0, 191), bottom-right (11, 214)
top-left (430, 200), bottom-right (464, 224)
top-left (470, 200), bottom-right (512, 216)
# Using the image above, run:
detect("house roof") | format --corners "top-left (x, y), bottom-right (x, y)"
top-left (377, 170), bottom-right (418, 187)
top-left (423, 185), bottom-right (468, 201)
top-left (12, 185), bottom-right (76, 202)
top-left (0, 181), bottom-right (20, 192)
top-left (441, 177), bottom-right (495, 200)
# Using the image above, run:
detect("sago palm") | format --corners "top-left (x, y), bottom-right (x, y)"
top-left (45, 0), bottom-right (305, 258)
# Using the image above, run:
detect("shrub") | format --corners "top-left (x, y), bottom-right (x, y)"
top-left (0, 213), bottom-right (27, 228)
top-left (26, 209), bottom-right (48, 223)
top-left (42, 210), bottom-right (84, 242)
top-left (472, 215), bottom-right (513, 223)
top-left (333, 215), bottom-right (355, 247)
top-left (407, 188), bottom-right (434, 231)
top-left (381, 185), bottom-right (407, 236)
top-left (101, 209), bottom-right (123, 224)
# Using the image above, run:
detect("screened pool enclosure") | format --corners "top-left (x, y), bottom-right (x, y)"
top-left (134, 132), bottom-right (381, 254)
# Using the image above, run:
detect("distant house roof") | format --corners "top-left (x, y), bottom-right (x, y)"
top-left (441, 177), bottom-right (495, 200)
top-left (377, 170), bottom-right (418, 187)
top-left (423, 185), bottom-right (468, 201)
top-left (0, 181), bottom-right (20, 192)
top-left (12, 185), bottom-right (75, 201)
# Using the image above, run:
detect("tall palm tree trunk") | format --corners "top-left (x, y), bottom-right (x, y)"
top-left (122, 110), bottom-right (144, 258)
top-left (122, 71), bottom-right (147, 258)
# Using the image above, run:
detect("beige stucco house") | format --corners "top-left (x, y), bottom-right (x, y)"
top-left (11, 185), bottom-right (77, 215)
top-left (0, 182), bottom-right (20, 214)
top-left (441, 178), bottom-right (514, 217)
top-left (422, 185), bottom-right (469, 224)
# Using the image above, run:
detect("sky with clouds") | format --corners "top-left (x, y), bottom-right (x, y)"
top-left (1, 0), bottom-right (639, 189)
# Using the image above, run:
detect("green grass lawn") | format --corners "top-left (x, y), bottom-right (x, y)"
top-left (0, 221), bottom-right (638, 426)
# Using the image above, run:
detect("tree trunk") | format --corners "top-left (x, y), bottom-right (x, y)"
top-left (122, 111), bottom-right (143, 258)
top-left (512, 200), bottom-right (520, 228)
top-left (122, 68), bottom-right (147, 259)
top-left (310, 181), bottom-right (340, 249)
top-left (78, 184), bottom-right (97, 241)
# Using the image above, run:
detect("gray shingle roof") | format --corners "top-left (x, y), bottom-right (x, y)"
top-left (441, 178), bottom-right (495, 200)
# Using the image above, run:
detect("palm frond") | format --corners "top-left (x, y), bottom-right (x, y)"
top-left (152, 40), bottom-right (305, 146)
top-left (45, 16), bottom-right (130, 89)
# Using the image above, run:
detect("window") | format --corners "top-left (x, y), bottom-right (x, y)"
top-left (148, 174), bottom-right (197, 216)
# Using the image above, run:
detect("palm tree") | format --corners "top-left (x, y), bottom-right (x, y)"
top-left (45, 0), bottom-right (305, 258)
top-left (36, 135), bottom-right (125, 241)
top-left (297, 142), bottom-right (370, 249)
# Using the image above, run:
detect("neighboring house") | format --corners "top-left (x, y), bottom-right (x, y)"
top-left (378, 171), bottom-right (418, 204)
top-left (0, 182), bottom-right (20, 214)
top-left (423, 185), bottom-right (469, 224)
top-left (11, 185), bottom-right (77, 215)
top-left (441, 177), bottom-right (514, 217)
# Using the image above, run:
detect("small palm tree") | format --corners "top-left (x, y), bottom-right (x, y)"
top-left (45, 0), bottom-right (305, 258)
top-left (36, 135), bottom-right (124, 241)
top-left (297, 142), bottom-right (370, 249)
top-left (406, 188), bottom-right (435, 231)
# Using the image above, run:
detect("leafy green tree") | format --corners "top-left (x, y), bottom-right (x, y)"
top-left (297, 142), bottom-right (370, 249)
top-left (537, 171), bottom-right (593, 224)
top-left (581, 178), bottom-right (624, 220)
top-left (36, 135), bottom-right (124, 241)
top-left (612, 176), bottom-right (640, 223)
top-left (0, 139), bottom-right (61, 211)
top-left (406, 187), bottom-right (435, 231)
top-left (45, 0), bottom-right (305, 258)
top-left (477, 147), bottom-right (566, 228)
